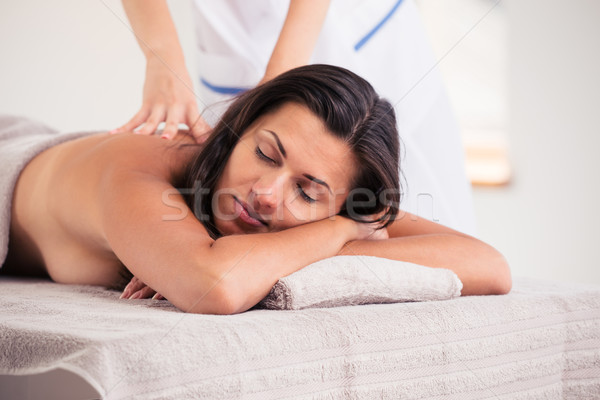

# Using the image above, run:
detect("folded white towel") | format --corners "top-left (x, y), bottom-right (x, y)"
top-left (257, 255), bottom-right (463, 310)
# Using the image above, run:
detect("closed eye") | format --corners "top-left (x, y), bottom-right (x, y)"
top-left (255, 146), bottom-right (276, 165)
top-left (297, 183), bottom-right (316, 203)
top-left (256, 145), bottom-right (316, 203)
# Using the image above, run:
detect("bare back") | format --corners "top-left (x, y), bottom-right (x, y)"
top-left (3, 132), bottom-right (198, 287)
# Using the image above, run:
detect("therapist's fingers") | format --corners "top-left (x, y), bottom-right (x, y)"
top-left (112, 108), bottom-right (150, 135)
top-left (160, 105), bottom-right (184, 140)
top-left (136, 106), bottom-right (166, 136)
top-left (187, 108), bottom-right (211, 144)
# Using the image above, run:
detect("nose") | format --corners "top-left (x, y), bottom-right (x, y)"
top-left (251, 172), bottom-right (286, 211)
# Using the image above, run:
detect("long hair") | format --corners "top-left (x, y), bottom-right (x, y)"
top-left (182, 64), bottom-right (401, 239)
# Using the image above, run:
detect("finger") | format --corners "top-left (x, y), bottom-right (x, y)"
top-left (152, 293), bottom-right (165, 300)
top-left (128, 286), bottom-right (154, 300)
top-left (136, 106), bottom-right (166, 136)
top-left (368, 226), bottom-right (388, 241)
top-left (138, 286), bottom-right (157, 299)
top-left (128, 290), bottom-right (142, 300)
top-left (187, 107), bottom-right (211, 144)
top-left (130, 276), bottom-right (146, 292)
top-left (113, 108), bottom-right (151, 134)
top-left (161, 106), bottom-right (183, 140)
top-left (120, 276), bottom-right (142, 299)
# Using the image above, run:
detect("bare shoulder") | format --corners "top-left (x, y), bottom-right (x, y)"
top-left (80, 133), bottom-right (213, 281)
top-left (10, 131), bottom-right (208, 288)
top-left (42, 132), bottom-right (200, 243)
top-left (56, 131), bottom-right (199, 179)
top-left (96, 134), bottom-right (215, 299)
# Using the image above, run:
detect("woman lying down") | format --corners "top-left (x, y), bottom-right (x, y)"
top-left (1, 65), bottom-right (511, 314)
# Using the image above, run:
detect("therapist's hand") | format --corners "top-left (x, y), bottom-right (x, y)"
top-left (111, 56), bottom-right (211, 143)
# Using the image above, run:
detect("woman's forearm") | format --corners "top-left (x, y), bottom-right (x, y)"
top-left (338, 235), bottom-right (512, 296)
top-left (122, 0), bottom-right (185, 63)
top-left (198, 217), bottom-right (356, 314)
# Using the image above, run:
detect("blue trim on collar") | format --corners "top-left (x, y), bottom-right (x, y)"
top-left (200, 78), bottom-right (249, 95)
top-left (354, 0), bottom-right (404, 51)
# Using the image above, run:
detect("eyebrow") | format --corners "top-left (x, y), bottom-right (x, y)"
top-left (265, 130), bottom-right (332, 195)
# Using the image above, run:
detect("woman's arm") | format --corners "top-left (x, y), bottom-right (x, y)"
top-left (338, 212), bottom-right (512, 296)
top-left (260, 0), bottom-right (331, 83)
top-left (100, 160), bottom-right (371, 315)
top-left (204, 217), bottom-right (365, 313)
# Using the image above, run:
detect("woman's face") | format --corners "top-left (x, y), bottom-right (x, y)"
top-left (213, 102), bottom-right (357, 235)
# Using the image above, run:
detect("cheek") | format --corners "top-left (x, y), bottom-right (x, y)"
top-left (220, 149), bottom-right (253, 187)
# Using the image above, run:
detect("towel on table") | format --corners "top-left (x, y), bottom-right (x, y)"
top-left (0, 115), bottom-right (95, 266)
top-left (257, 255), bottom-right (462, 310)
top-left (1, 277), bottom-right (599, 400)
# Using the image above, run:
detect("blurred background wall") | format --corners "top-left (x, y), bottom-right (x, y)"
top-left (501, 0), bottom-right (600, 285)
top-left (1, 0), bottom-right (599, 285)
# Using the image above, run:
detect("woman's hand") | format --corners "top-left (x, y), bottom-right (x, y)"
top-left (367, 226), bottom-right (389, 240)
top-left (344, 214), bottom-right (389, 242)
top-left (111, 56), bottom-right (211, 143)
top-left (120, 275), bottom-right (165, 300)
top-left (353, 222), bottom-right (389, 241)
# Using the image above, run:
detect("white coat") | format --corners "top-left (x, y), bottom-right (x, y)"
top-left (192, 0), bottom-right (477, 235)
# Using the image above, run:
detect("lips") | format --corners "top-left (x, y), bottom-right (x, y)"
top-left (234, 197), bottom-right (267, 227)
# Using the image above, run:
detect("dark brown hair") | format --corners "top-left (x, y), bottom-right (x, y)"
top-left (182, 64), bottom-right (401, 239)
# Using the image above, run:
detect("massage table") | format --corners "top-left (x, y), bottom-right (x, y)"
top-left (1, 275), bottom-right (599, 399)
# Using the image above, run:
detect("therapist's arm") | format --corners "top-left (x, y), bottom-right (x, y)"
top-left (260, 0), bottom-right (331, 84)
top-left (115, 0), bottom-right (210, 142)
top-left (338, 212), bottom-right (512, 296)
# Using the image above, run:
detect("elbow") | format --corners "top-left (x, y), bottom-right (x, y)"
top-left (185, 285), bottom-right (241, 315)
top-left (173, 251), bottom-right (253, 315)
top-left (185, 295), bottom-right (238, 315)
top-left (491, 253), bottom-right (512, 295)
top-left (187, 283), bottom-right (257, 315)
top-left (170, 277), bottom-right (242, 315)
top-left (463, 248), bottom-right (512, 296)
top-left (174, 291), bottom-right (238, 315)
